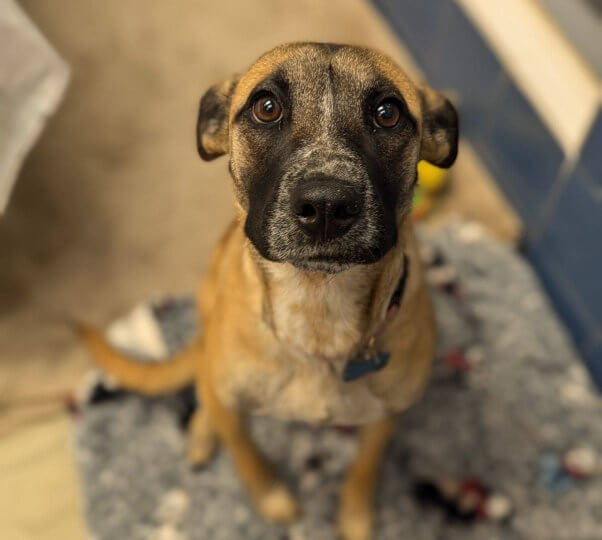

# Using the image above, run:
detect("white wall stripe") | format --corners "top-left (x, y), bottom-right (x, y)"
top-left (457, 0), bottom-right (601, 158)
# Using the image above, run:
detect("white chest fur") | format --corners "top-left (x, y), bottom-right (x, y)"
top-left (265, 263), bottom-right (376, 360)
top-left (243, 346), bottom-right (388, 426)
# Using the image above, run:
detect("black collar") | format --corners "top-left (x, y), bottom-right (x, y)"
top-left (389, 253), bottom-right (410, 310)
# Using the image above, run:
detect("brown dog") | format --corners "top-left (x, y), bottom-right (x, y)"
top-left (81, 42), bottom-right (458, 540)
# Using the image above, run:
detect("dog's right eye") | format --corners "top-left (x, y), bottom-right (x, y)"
top-left (252, 94), bottom-right (282, 124)
top-left (374, 99), bottom-right (401, 129)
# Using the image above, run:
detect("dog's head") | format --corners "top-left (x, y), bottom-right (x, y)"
top-left (197, 43), bottom-right (458, 273)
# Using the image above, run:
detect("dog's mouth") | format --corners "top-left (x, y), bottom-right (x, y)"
top-left (288, 244), bottom-right (390, 273)
top-left (290, 256), bottom-right (354, 274)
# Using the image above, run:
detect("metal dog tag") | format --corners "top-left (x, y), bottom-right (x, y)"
top-left (342, 350), bottom-right (390, 382)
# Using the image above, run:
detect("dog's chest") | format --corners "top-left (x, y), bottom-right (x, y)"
top-left (244, 354), bottom-right (387, 425)
top-left (221, 263), bottom-right (391, 425)
top-left (267, 265), bottom-right (374, 359)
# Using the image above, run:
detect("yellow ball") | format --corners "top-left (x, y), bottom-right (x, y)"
top-left (417, 160), bottom-right (448, 193)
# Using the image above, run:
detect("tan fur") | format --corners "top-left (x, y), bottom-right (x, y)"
top-left (77, 324), bottom-right (199, 395)
top-left (80, 43), bottom-right (448, 540)
top-left (338, 417), bottom-right (396, 540)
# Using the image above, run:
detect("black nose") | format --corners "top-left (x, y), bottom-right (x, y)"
top-left (291, 179), bottom-right (362, 241)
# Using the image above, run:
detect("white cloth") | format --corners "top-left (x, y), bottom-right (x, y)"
top-left (0, 0), bottom-right (69, 213)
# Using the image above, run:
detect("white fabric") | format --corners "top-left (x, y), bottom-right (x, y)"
top-left (0, 0), bottom-right (69, 213)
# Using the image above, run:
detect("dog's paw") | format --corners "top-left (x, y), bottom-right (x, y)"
top-left (257, 484), bottom-right (300, 524)
top-left (187, 431), bottom-right (218, 469)
top-left (337, 504), bottom-right (373, 540)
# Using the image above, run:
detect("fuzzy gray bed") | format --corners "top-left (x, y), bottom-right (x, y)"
top-left (73, 224), bottom-right (602, 540)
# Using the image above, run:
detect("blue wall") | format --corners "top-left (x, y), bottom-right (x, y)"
top-left (372, 0), bottom-right (602, 386)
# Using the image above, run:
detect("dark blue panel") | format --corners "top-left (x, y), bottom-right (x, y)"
top-left (424, 1), bottom-right (502, 99)
top-left (424, 1), bottom-right (504, 143)
top-left (479, 76), bottom-right (564, 229)
top-left (535, 164), bottom-right (602, 325)
top-left (579, 108), bottom-right (602, 193)
top-left (584, 340), bottom-right (602, 388)
top-left (372, 0), bottom-right (502, 99)
top-left (372, 0), bottom-right (450, 75)
top-left (524, 161), bottom-right (602, 387)
top-left (524, 239), bottom-right (594, 350)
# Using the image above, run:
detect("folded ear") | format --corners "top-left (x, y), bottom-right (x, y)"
top-left (418, 85), bottom-right (459, 168)
top-left (196, 75), bottom-right (239, 161)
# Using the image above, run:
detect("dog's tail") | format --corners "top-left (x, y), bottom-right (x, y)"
top-left (76, 323), bottom-right (199, 395)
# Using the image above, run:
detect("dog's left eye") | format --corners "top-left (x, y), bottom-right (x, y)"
top-left (252, 94), bottom-right (282, 124)
top-left (374, 100), bottom-right (401, 128)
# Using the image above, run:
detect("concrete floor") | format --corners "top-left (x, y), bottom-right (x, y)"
top-left (0, 1), bottom-right (518, 538)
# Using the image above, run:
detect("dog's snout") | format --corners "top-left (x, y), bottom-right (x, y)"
top-left (292, 179), bottom-right (362, 241)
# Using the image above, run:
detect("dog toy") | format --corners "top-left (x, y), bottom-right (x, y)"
top-left (539, 446), bottom-right (602, 491)
top-left (418, 160), bottom-right (448, 193)
top-left (412, 161), bottom-right (450, 220)
top-left (413, 475), bottom-right (513, 523)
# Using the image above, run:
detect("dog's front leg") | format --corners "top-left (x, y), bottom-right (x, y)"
top-left (202, 382), bottom-right (299, 523)
top-left (187, 406), bottom-right (219, 467)
top-left (337, 416), bottom-right (395, 540)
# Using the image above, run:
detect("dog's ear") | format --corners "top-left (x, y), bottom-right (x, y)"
top-left (196, 75), bottom-right (239, 161)
top-left (418, 85), bottom-right (459, 168)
